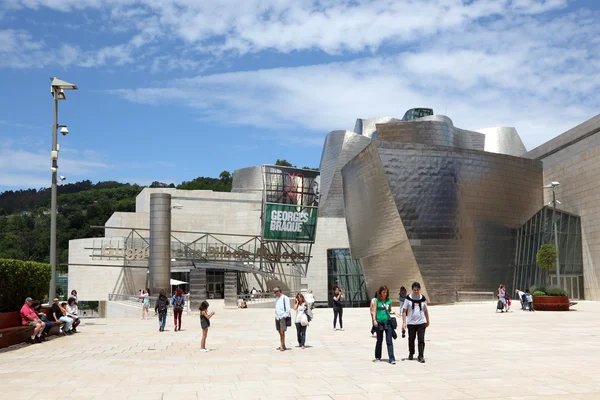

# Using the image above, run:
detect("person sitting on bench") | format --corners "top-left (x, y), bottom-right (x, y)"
top-left (20, 297), bottom-right (46, 344)
top-left (66, 298), bottom-right (80, 332)
top-left (51, 298), bottom-right (73, 335)
top-left (31, 300), bottom-right (55, 337)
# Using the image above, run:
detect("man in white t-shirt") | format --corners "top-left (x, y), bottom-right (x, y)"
top-left (402, 282), bottom-right (430, 363)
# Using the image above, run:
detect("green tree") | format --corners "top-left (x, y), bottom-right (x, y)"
top-left (219, 171), bottom-right (232, 183)
top-left (275, 159), bottom-right (295, 167)
top-left (536, 243), bottom-right (558, 286)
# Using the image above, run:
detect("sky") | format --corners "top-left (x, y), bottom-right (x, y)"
top-left (0, 0), bottom-right (598, 190)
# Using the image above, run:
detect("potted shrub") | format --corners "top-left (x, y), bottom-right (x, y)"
top-left (531, 286), bottom-right (570, 311)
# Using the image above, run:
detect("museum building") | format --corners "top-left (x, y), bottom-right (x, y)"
top-left (68, 109), bottom-right (600, 310)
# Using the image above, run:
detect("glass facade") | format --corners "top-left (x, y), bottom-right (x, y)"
top-left (402, 108), bottom-right (434, 121)
top-left (327, 249), bottom-right (369, 307)
top-left (513, 206), bottom-right (583, 299)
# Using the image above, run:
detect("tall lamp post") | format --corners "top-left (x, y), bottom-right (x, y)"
top-left (543, 181), bottom-right (561, 288)
top-left (49, 77), bottom-right (78, 301)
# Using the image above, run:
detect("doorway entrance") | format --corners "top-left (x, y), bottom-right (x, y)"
top-left (206, 269), bottom-right (225, 299)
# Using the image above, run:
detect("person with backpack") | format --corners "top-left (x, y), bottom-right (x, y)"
top-left (402, 282), bottom-right (430, 363)
top-left (155, 290), bottom-right (169, 332)
top-left (172, 288), bottom-right (185, 332)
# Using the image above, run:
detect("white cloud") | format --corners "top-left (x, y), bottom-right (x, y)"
top-left (102, 3), bottom-right (599, 149)
top-left (1, 0), bottom-right (597, 151)
top-left (1, 0), bottom-right (571, 69)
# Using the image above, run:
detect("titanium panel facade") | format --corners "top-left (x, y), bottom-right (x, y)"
top-left (232, 166), bottom-right (264, 194)
top-left (477, 127), bottom-right (527, 157)
top-left (376, 118), bottom-right (485, 151)
top-left (526, 113), bottom-right (600, 299)
top-left (318, 130), bottom-right (370, 218)
top-left (342, 142), bottom-right (428, 301)
top-left (354, 117), bottom-right (401, 139)
top-left (340, 127), bottom-right (543, 303)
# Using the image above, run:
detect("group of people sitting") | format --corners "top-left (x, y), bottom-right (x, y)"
top-left (19, 290), bottom-right (81, 344)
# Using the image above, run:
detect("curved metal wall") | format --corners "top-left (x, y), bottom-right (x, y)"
top-left (477, 127), bottom-right (527, 156)
top-left (318, 130), bottom-right (370, 217)
top-left (376, 118), bottom-right (485, 151)
top-left (342, 143), bottom-right (428, 300)
top-left (342, 141), bottom-right (543, 303)
top-left (232, 166), bottom-right (264, 193)
top-left (353, 117), bottom-right (401, 139)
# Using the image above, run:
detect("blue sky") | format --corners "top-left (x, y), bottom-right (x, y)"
top-left (0, 0), bottom-right (598, 190)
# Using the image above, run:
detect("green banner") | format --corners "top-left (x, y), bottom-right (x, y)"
top-left (263, 203), bottom-right (318, 242)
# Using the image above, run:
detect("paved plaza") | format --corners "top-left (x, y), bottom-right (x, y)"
top-left (2, 301), bottom-right (600, 400)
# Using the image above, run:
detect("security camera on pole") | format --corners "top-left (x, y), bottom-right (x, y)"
top-left (49, 77), bottom-right (78, 302)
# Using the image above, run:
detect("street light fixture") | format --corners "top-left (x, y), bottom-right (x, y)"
top-left (49, 77), bottom-right (78, 302)
top-left (543, 181), bottom-right (561, 289)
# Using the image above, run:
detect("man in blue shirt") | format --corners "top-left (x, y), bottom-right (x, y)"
top-left (274, 287), bottom-right (291, 351)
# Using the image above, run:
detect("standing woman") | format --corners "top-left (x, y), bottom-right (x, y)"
top-left (155, 290), bottom-right (169, 332)
top-left (332, 285), bottom-right (344, 331)
top-left (498, 284), bottom-right (507, 312)
top-left (371, 285), bottom-right (396, 364)
top-left (199, 301), bottom-right (215, 352)
top-left (172, 288), bottom-right (185, 332)
top-left (293, 293), bottom-right (309, 349)
top-left (142, 289), bottom-right (151, 319)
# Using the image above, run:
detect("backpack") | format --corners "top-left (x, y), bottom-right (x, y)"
top-left (174, 296), bottom-right (184, 311)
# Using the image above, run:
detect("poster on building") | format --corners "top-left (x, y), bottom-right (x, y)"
top-left (263, 203), bottom-right (318, 242)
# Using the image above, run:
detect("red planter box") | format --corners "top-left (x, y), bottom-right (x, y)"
top-left (533, 295), bottom-right (570, 311)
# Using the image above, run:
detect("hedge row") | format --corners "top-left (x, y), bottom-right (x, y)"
top-left (0, 258), bottom-right (51, 313)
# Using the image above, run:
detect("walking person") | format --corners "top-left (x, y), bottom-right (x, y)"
top-left (172, 288), bottom-right (185, 331)
top-left (273, 287), bottom-right (291, 351)
top-left (304, 289), bottom-right (315, 310)
top-left (142, 289), bottom-right (151, 319)
top-left (398, 286), bottom-right (407, 304)
top-left (372, 286), bottom-right (396, 364)
top-left (293, 293), bottom-right (310, 349)
top-left (155, 290), bottom-right (169, 332)
top-left (402, 282), bottom-right (430, 363)
top-left (332, 285), bottom-right (344, 331)
top-left (199, 301), bottom-right (214, 352)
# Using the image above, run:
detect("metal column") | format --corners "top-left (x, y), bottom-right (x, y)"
top-left (148, 193), bottom-right (171, 294)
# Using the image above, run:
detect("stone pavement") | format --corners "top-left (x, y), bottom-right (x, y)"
top-left (2, 301), bottom-right (600, 400)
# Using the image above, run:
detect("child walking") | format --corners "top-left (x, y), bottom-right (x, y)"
top-left (200, 301), bottom-right (215, 352)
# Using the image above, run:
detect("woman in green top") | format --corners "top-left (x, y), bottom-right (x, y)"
top-left (371, 285), bottom-right (396, 364)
